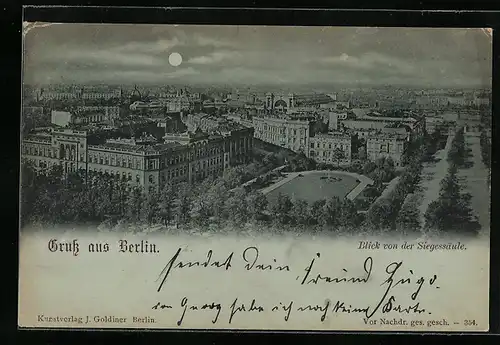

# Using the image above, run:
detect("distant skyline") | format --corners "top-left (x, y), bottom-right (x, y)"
top-left (23, 24), bottom-right (492, 88)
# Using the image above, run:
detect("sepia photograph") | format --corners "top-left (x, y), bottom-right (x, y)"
top-left (18, 22), bottom-right (492, 331)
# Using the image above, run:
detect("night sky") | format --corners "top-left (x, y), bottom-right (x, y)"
top-left (23, 24), bottom-right (493, 88)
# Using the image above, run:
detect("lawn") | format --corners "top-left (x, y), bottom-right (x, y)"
top-left (266, 171), bottom-right (359, 203)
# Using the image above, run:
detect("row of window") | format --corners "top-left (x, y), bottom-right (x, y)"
top-left (88, 154), bottom-right (142, 169)
top-left (367, 144), bottom-right (404, 152)
top-left (313, 157), bottom-right (351, 164)
top-left (23, 145), bottom-right (54, 157)
top-left (310, 142), bottom-right (349, 150)
top-left (310, 150), bottom-right (350, 158)
top-left (27, 158), bottom-right (80, 173)
top-left (23, 145), bottom-right (85, 162)
top-left (82, 93), bottom-right (118, 99)
top-left (257, 126), bottom-right (306, 136)
top-left (78, 115), bottom-right (104, 123)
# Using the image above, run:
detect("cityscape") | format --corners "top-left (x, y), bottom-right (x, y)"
top-left (20, 25), bottom-right (492, 237)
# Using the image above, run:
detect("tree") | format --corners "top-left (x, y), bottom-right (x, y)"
top-left (480, 130), bottom-right (491, 168)
top-left (332, 148), bottom-right (345, 165)
top-left (190, 190), bottom-right (213, 225)
top-left (263, 152), bottom-right (279, 168)
top-left (366, 198), bottom-right (395, 231)
top-left (208, 180), bottom-right (229, 220)
top-left (268, 193), bottom-right (293, 225)
top-left (424, 166), bottom-right (480, 235)
top-left (310, 199), bottom-right (327, 225)
top-left (222, 167), bottom-right (243, 189)
top-left (246, 190), bottom-right (268, 221)
top-left (289, 153), bottom-right (316, 172)
top-left (375, 157), bottom-right (386, 169)
top-left (363, 161), bottom-right (377, 175)
top-left (383, 156), bottom-right (395, 170)
top-left (447, 128), bottom-right (466, 167)
top-left (175, 182), bottom-right (192, 224)
top-left (439, 166), bottom-right (461, 200)
top-left (224, 187), bottom-right (249, 225)
top-left (363, 186), bottom-right (380, 199)
top-left (20, 162), bottom-right (38, 227)
top-left (291, 198), bottom-right (310, 225)
top-left (140, 189), bottom-right (160, 225)
top-left (358, 147), bottom-right (367, 161)
top-left (322, 196), bottom-right (342, 228)
top-left (158, 183), bottom-right (175, 226)
top-left (124, 186), bottom-right (145, 223)
top-left (338, 199), bottom-right (358, 229)
top-left (93, 178), bottom-right (114, 219)
top-left (396, 194), bottom-right (421, 234)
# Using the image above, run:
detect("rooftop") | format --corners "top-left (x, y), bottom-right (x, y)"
top-left (90, 141), bottom-right (181, 154)
top-left (23, 134), bottom-right (52, 143)
top-left (367, 132), bottom-right (408, 140)
top-left (314, 131), bottom-right (351, 138)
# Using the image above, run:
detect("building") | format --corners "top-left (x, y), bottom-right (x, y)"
top-left (424, 116), bottom-right (444, 134)
top-left (37, 87), bottom-right (122, 102)
top-left (38, 90), bottom-right (79, 101)
top-left (156, 115), bottom-right (185, 134)
top-left (447, 96), bottom-right (470, 107)
top-left (22, 128), bottom-right (88, 174)
top-left (429, 119), bottom-right (456, 135)
top-left (264, 92), bottom-right (335, 113)
top-left (82, 88), bottom-right (122, 100)
top-left (184, 114), bottom-right (254, 166)
top-left (414, 95), bottom-right (449, 109)
top-left (226, 114), bottom-right (253, 128)
top-left (308, 132), bottom-right (352, 165)
top-left (130, 101), bottom-right (163, 111)
top-left (366, 132), bottom-right (408, 167)
top-left (185, 113), bottom-right (224, 132)
top-left (87, 132), bottom-right (226, 191)
top-left (21, 125), bottom-right (251, 194)
top-left (340, 114), bottom-right (425, 139)
top-left (474, 96), bottom-right (490, 107)
top-left (252, 116), bottom-right (312, 153)
top-left (380, 126), bottom-right (411, 141)
top-left (22, 106), bottom-right (47, 130)
top-left (72, 112), bottom-right (107, 125)
top-left (51, 110), bottom-right (73, 127)
top-left (327, 112), bottom-right (348, 131)
top-left (76, 106), bottom-right (120, 121)
top-left (375, 99), bottom-right (414, 110)
top-left (164, 97), bottom-right (190, 112)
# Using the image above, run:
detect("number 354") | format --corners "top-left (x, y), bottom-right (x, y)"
top-left (464, 320), bottom-right (477, 326)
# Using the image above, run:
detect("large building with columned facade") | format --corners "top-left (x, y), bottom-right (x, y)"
top-left (21, 123), bottom-right (253, 193)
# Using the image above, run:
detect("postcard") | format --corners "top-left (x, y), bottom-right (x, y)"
top-left (19, 23), bottom-right (492, 332)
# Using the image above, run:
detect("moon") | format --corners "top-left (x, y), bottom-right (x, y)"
top-left (168, 52), bottom-right (183, 67)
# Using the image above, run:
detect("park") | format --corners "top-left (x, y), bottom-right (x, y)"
top-left (263, 170), bottom-right (373, 204)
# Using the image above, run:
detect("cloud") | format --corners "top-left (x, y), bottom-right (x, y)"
top-left (30, 66), bottom-right (201, 84)
top-left (31, 40), bottom-right (168, 69)
top-left (193, 35), bottom-right (234, 48)
top-left (115, 37), bottom-right (181, 54)
top-left (22, 25), bottom-right (492, 87)
top-left (165, 67), bottom-right (200, 79)
top-left (62, 49), bottom-right (164, 68)
top-left (321, 52), bottom-right (416, 73)
top-left (187, 50), bottom-right (241, 65)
